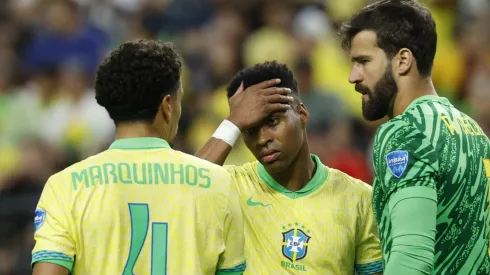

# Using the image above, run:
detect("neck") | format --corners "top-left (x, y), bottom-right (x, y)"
top-left (115, 122), bottom-right (160, 140)
top-left (391, 76), bottom-right (437, 118)
top-left (268, 141), bottom-right (316, 192)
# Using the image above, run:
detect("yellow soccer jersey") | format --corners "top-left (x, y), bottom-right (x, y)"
top-left (225, 155), bottom-right (382, 275)
top-left (32, 137), bottom-right (245, 275)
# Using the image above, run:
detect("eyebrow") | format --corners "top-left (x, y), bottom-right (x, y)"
top-left (350, 55), bottom-right (371, 63)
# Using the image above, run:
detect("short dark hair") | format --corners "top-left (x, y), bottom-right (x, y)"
top-left (340, 0), bottom-right (437, 77)
top-left (95, 39), bottom-right (182, 124)
top-left (226, 61), bottom-right (299, 100)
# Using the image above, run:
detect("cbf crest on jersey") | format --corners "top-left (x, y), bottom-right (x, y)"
top-left (386, 150), bottom-right (409, 178)
top-left (34, 209), bottom-right (46, 231)
top-left (281, 224), bottom-right (311, 262)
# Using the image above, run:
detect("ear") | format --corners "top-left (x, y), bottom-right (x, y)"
top-left (160, 94), bottom-right (172, 122)
top-left (395, 48), bottom-right (413, 75)
top-left (297, 103), bottom-right (309, 126)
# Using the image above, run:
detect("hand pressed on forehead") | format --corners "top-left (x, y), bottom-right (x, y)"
top-left (227, 79), bottom-right (294, 131)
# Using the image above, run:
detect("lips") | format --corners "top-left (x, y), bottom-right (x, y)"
top-left (356, 88), bottom-right (368, 95)
top-left (355, 84), bottom-right (369, 95)
top-left (260, 150), bottom-right (281, 163)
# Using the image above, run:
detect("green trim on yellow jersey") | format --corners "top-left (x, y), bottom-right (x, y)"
top-left (257, 154), bottom-right (328, 199)
top-left (109, 137), bottom-right (171, 150)
top-left (216, 270), bottom-right (243, 275)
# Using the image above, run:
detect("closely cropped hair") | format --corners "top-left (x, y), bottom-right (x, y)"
top-left (95, 39), bottom-right (182, 124)
top-left (227, 61), bottom-right (298, 99)
top-left (340, 0), bottom-right (437, 77)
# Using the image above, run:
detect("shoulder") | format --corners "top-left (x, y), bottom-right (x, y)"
top-left (327, 167), bottom-right (373, 200)
top-left (385, 98), bottom-right (452, 143)
top-left (374, 117), bottom-right (413, 144)
top-left (171, 151), bottom-right (237, 187)
top-left (374, 115), bottom-right (433, 158)
top-left (173, 150), bottom-right (229, 171)
top-left (224, 161), bottom-right (260, 177)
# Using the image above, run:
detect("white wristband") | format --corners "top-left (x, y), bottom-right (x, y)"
top-left (212, 120), bottom-right (241, 147)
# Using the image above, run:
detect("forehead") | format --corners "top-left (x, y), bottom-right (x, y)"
top-left (349, 30), bottom-right (384, 58)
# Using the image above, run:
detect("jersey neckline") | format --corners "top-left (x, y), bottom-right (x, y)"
top-left (108, 137), bottom-right (171, 150)
top-left (257, 154), bottom-right (328, 199)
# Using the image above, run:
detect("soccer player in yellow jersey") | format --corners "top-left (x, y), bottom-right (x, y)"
top-left (31, 40), bottom-right (245, 275)
top-left (197, 61), bottom-right (383, 274)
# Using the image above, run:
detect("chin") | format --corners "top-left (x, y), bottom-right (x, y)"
top-left (261, 159), bottom-right (285, 172)
top-left (362, 112), bottom-right (386, 121)
top-left (362, 103), bottom-right (388, 121)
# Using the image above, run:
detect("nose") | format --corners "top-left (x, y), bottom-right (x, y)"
top-left (348, 65), bottom-right (362, 84)
top-left (257, 126), bottom-right (273, 147)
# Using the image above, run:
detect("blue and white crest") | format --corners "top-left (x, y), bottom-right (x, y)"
top-left (386, 150), bottom-right (409, 178)
top-left (34, 209), bottom-right (46, 231)
top-left (281, 228), bottom-right (311, 262)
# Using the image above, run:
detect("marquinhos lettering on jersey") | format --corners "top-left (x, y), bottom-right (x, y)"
top-left (71, 163), bottom-right (211, 190)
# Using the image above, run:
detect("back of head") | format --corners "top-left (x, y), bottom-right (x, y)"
top-left (340, 0), bottom-right (437, 77)
top-left (95, 39), bottom-right (182, 124)
top-left (226, 61), bottom-right (299, 101)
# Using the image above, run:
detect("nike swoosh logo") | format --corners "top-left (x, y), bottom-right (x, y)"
top-left (246, 197), bottom-right (271, 207)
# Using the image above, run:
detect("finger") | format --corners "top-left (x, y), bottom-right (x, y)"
top-left (265, 94), bottom-right (295, 104)
top-left (262, 87), bottom-right (292, 96)
top-left (235, 82), bottom-right (244, 95)
top-left (247, 78), bottom-right (281, 91)
top-left (264, 103), bottom-right (291, 113)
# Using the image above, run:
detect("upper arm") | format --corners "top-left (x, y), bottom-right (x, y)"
top-left (355, 184), bottom-right (383, 275)
top-left (373, 121), bottom-right (439, 196)
top-left (31, 175), bottom-right (76, 273)
top-left (216, 172), bottom-right (246, 274)
top-left (33, 262), bottom-right (70, 275)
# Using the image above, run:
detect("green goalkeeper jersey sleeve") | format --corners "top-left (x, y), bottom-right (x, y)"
top-left (372, 95), bottom-right (490, 274)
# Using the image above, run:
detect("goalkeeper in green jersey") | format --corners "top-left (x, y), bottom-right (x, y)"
top-left (340, 0), bottom-right (490, 274)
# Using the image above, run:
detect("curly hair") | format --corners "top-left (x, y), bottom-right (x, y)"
top-left (226, 61), bottom-right (299, 101)
top-left (339, 0), bottom-right (436, 77)
top-left (95, 39), bottom-right (182, 124)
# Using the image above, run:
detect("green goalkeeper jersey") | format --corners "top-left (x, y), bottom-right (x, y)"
top-left (372, 95), bottom-right (490, 274)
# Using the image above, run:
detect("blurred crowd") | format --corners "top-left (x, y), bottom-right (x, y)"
top-left (0, 0), bottom-right (489, 273)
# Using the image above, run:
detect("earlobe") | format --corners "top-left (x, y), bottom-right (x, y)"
top-left (397, 48), bottom-right (413, 75)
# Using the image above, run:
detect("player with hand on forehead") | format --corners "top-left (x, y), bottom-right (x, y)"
top-left (197, 61), bottom-right (383, 275)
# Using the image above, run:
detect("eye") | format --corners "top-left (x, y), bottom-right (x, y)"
top-left (268, 117), bottom-right (279, 126)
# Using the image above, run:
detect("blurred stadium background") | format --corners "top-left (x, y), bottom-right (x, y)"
top-left (0, 0), bottom-right (489, 273)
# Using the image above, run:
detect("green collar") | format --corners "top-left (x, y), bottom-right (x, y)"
top-left (258, 154), bottom-right (328, 199)
top-left (406, 95), bottom-right (451, 112)
top-left (109, 137), bottom-right (171, 150)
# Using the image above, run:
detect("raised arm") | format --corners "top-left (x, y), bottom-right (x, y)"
top-left (33, 263), bottom-right (70, 275)
top-left (196, 79), bottom-right (292, 165)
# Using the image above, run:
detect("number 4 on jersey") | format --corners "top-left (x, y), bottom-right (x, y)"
top-left (123, 203), bottom-right (168, 275)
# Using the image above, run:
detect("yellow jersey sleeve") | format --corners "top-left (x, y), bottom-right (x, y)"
top-left (217, 170), bottom-right (246, 274)
top-left (355, 183), bottom-right (383, 274)
top-left (32, 174), bottom-right (76, 272)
